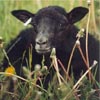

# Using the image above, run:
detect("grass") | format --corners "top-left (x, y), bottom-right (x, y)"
top-left (0, 46), bottom-right (99, 100)
top-left (0, 0), bottom-right (100, 100)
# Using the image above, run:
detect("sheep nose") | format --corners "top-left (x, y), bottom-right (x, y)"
top-left (36, 37), bottom-right (48, 45)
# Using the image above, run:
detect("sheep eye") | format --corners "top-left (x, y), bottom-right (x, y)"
top-left (59, 23), bottom-right (62, 27)
top-left (59, 23), bottom-right (64, 30)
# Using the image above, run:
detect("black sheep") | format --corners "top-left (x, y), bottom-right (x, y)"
top-left (2, 6), bottom-right (99, 83)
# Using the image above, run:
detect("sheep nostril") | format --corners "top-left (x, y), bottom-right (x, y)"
top-left (36, 38), bottom-right (48, 45)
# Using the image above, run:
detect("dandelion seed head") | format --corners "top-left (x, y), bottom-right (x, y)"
top-left (35, 64), bottom-right (41, 71)
top-left (87, 0), bottom-right (91, 5)
top-left (93, 60), bottom-right (98, 66)
top-left (81, 28), bottom-right (85, 32)
top-left (76, 40), bottom-right (80, 46)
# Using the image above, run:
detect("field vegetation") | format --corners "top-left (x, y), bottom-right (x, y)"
top-left (0, 0), bottom-right (100, 100)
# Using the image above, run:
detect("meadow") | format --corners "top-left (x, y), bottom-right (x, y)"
top-left (0, 0), bottom-right (100, 100)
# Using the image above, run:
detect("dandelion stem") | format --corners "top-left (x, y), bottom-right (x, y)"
top-left (67, 43), bottom-right (76, 75)
top-left (86, 3), bottom-right (91, 80)
top-left (57, 59), bottom-right (71, 81)
top-left (2, 49), bottom-right (12, 66)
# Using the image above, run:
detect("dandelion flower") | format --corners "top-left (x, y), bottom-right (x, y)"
top-left (5, 66), bottom-right (16, 76)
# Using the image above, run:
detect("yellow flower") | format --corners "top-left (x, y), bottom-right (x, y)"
top-left (5, 66), bottom-right (16, 76)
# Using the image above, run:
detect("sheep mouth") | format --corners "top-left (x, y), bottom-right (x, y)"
top-left (36, 47), bottom-right (51, 54)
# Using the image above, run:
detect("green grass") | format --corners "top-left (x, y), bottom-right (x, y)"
top-left (0, 47), bottom-right (99, 100)
top-left (0, 0), bottom-right (100, 100)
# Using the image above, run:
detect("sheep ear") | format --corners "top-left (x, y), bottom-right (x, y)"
top-left (67, 7), bottom-right (89, 24)
top-left (11, 10), bottom-right (35, 25)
